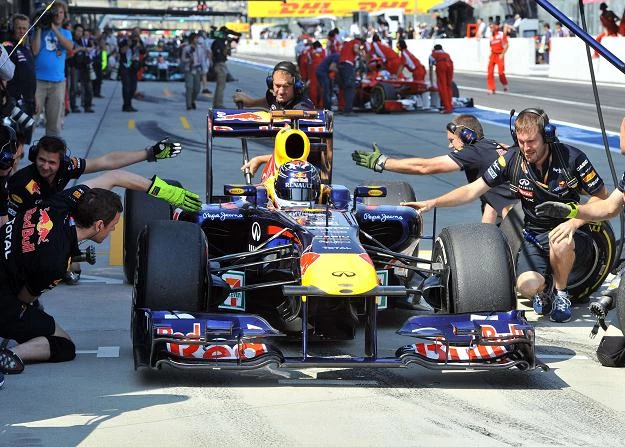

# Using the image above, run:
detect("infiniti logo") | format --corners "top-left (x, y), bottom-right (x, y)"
top-left (332, 271), bottom-right (356, 277)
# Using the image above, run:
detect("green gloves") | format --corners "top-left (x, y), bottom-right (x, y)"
top-left (147, 176), bottom-right (202, 212)
top-left (351, 143), bottom-right (389, 172)
top-left (147, 138), bottom-right (182, 162)
top-left (535, 201), bottom-right (579, 219)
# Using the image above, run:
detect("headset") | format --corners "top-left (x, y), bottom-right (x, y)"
top-left (0, 125), bottom-right (17, 170)
top-left (509, 108), bottom-right (557, 145)
top-left (446, 122), bottom-right (478, 145)
top-left (266, 61), bottom-right (305, 94)
top-left (28, 135), bottom-right (70, 168)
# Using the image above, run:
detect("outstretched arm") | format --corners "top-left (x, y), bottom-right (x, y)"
top-left (83, 138), bottom-right (182, 173)
top-left (352, 143), bottom-right (459, 175)
top-left (537, 188), bottom-right (623, 222)
top-left (82, 170), bottom-right (202, 211)
top-left (402, 178), bottom-right (491, 213)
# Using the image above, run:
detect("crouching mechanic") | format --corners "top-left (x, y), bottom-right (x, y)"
top-left (0, 170), bottom-right (202, 375)
top-left (402, 108), bottom-right (608, 323)
top-left (351, 114), bottom-right (517, 223)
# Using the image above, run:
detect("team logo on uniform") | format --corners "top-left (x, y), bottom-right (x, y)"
top-left (25, 180), bottom-right (41, 195)
top-left (36, 208), bottom-right (54, 244)
top-left (10, 194), bottom-right (22, 204)
top-left (497, 155), bottom-right (506, 167)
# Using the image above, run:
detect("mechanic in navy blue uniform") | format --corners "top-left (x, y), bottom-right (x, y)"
top-left (352, 114), bottom-right (517, 223)
top-left (232, 61), bottom-right (314, 112)
top-left (6, 135), bottom-right (183, 218)
top-left (404, 109), bottom-right (609, 323)
top-left (0, 170), bottom-right (202, 375)
top-left (0, 126), bottom-right (22, 227)
top-left (235, 61), bottom-right (314, 175)
top-left (316, 52), bottom-right (340, 111)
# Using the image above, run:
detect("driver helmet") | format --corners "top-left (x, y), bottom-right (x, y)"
top-left (274, 160), bottom-right (321, 209)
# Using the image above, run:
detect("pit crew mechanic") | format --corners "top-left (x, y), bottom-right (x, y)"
top-left (235, 61), bottom-right (314, 176)
top-left (351, 114), bottom-right (517, 224)
top-left (0, 126), bottom-right (21, 227)
top-left (0, 170), bottom-right (202, 375)
top-left (6, 135), bottom-right (183, 218)
top-left (402, 108), bottom-right (609, 323)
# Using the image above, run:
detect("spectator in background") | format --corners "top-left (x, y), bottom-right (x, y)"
top-left (119, 31), bottom-right (143, 112)
top-left (181, 33), bottom-right (201, 110)
top-left (513, 14), bottom-right (522, 36)
top-left (537, 23), bottom-right (552, 64)
top-left (92, 34), bottom-right (105, 98)
top-left (3, 14), bottom-right (36, 145)
top-left (555, 22), bottom-right (570, 37)
top-left (197, 31), bottom-right (212, 94)
top-left (31, 0), bottom-right (73, 137)
top-left (75, 25), bottom-right (95, 113)
top-left (476, 18), bottom-right (487, 39)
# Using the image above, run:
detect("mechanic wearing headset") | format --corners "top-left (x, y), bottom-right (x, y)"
top-left (234, 61), bottom-right (314, 175)
top-left (5, 134), bottom-right (183, 282)
top-left (232, 60), bottom-right (314, 112)
top-left (0, 170), bottom-right (202, 376)
top-left (403, 108), bottom-right (609, 324)
top-left (352, 114), bottom-right (517, 224)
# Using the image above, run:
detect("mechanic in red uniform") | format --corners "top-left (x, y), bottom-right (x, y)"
top-left (297, 40), bottom-right (311, 88)
top-left (487, 22), bottom-right (509, 94)
top-left (351, 114), bottom-right (517, 223)
top-left (0, 170), bottom-right (202, 375)
top-left (429, 44), bottom-right (454, 114)
top-left (306, 41), bottom-right (326, 108)
top-left (596, 2), bottom-right (620, 57)
top-left (396, 39), bottom-right (426, 82)
top-left (337, 36), bottom-right (364, 115)
top-left (370, 34), bottom-right (403, 77)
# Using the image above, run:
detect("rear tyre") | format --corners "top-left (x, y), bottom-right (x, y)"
top-left (370, 84), bottom-right (398, 113)
top-left (432, 223), bottom-right (515, 313)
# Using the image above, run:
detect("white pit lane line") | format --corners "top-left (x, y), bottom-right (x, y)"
top-left (76, 346), bottom-right (120, 358)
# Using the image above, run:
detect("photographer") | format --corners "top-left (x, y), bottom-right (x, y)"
top-left (3, 14), bottom-right (36, 145)
top-left (181, 33), bottom-right (201, 110)
top-left (210, 27), bottom-right (233, 109)
top-left (31, 0), bottom-right (73, 137)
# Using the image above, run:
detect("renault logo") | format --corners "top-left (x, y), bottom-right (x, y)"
top-left (332, 271), bottom-right (356, 277)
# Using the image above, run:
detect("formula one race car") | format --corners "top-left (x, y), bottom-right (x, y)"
top-left (125, 109), bottom-right (542, 374)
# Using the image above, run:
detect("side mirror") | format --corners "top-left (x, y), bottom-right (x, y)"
top-left (352, 185), bottom-right (387, 210)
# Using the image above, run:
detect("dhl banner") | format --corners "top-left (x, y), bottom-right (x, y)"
top-left (248, 0), bottom-right (442, 18)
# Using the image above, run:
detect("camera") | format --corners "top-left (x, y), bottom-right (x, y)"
top-left (32, 6), bottom-right (60, 29)
top-left (0, 88), bottom-right (35, 129)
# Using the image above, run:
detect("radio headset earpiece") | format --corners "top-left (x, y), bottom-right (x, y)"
top-left (28, 136), bottom-right (71, 169)
top-left (510, 108), bottom-right (557, 145)
top-left (266, 61), bottom-right (305, 95)
top-left (446, 122), bottom-right (477, 145)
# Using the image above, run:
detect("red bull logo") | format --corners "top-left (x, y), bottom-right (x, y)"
top-left (36, 208), bottom-right (53, 244)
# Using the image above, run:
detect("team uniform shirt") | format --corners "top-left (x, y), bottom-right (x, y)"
top-left (264, 90), bottom-right (314, 111)
top-left (489, 30), bottom-right (508, 55)
top-left (447, 139), bottom-right (517, 212)
top-left (316, 53), bottom-right (340, 77)
top-left (0, 185), bottom-right (86, 297)
top-left (7, 157), bottom-right (87, 217)
top-left (399, 48), bottom-right (426, 81)
top-left (482, 144), bottom-right (604, 232)
top-left (338, 40), bottom-right (360, 65)
top-left (3, 38), bottom-right (36, 102)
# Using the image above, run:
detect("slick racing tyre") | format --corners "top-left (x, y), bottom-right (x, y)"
top-left (133, 220), bottom-right (208, 312)
top-left (360, 180), bottom-right (416, 205)
top-left (500, 203), bottom-right (616, 303)
top-left (123, 179), bottom-right (181, 283)
top-left (370, 83), bottom-right (398, 113)
top-left (432, 223), bottom-right (515, 313)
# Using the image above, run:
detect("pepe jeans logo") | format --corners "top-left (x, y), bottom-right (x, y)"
top-left (332, 271), bottom-right (356, 277)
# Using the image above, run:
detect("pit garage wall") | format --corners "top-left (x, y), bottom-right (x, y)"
top-left (236, 37), bottom-right (625, 84)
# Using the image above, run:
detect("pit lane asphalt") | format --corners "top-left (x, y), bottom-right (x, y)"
top-left (2, 66), bottom-right (625, 446)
